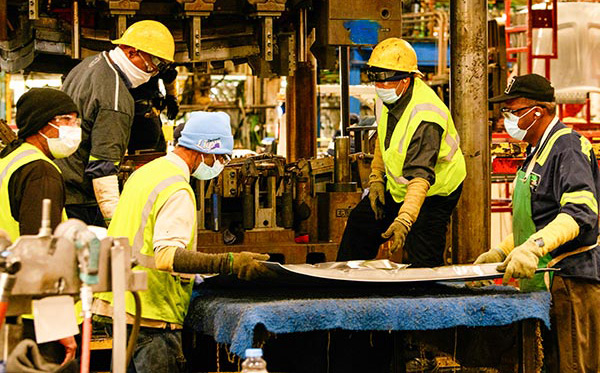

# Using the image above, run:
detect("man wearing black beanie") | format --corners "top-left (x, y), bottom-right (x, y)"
top-left (0, 87), bottom-right (81, 366)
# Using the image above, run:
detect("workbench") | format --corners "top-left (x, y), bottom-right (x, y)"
top-left (184, 280), bottom-right (551, 372)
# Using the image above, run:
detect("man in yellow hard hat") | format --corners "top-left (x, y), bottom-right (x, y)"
top-left (337, 38), bottom-right (466, 268)
top-left (56, 20), bottom-right (175, 227)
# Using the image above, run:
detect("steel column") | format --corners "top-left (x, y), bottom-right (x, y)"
top-left (285, 61), bottom-right (317, 162)
top-left (339, 46), bottom-right (350, 136)
top-left (450, 0), bottom-right (490, 263)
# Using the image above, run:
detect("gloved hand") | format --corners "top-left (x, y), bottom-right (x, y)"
top-left (231, 251), bottom-right (274, 281)
top-left (473, 247), bottom-right (506, 265)
top-left (468, 247), bottom-right (507, 288)
top-left (92, 175), bottom-right (120, 221)
top-left (381, 218), bottom-right (410, 254)
top-left (165, 95), bottom-right (179, 120)
top-left (381, 178), bottom-right (430, 254)
top-left (368, 181), bottom-right (386, 220)
top-left (496, 239), bottom-right (543, 285)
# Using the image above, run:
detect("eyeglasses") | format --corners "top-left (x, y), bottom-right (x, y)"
top-left (500, 105), bottom-right (537, 119)
top-left (367, 70), bottom-right (410, 83)
top-left (52, 114), bottom-right (81, 127)
top-left (138, 50), bottom-right (171, 74)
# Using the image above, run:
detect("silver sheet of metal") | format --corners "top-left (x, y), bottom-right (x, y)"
top-left (263, 260), bottom-right (555, 283)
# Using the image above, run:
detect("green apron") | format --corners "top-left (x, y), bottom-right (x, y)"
top-left (512, 166), bottom-right (553, 292)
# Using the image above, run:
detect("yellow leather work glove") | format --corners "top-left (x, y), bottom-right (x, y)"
top-left (473, 234), bottom-right (514, 265)
top-left (496, 240), bottom-right (543, 284)
top-left (468, 248), bottom-right (507, 288)
top-left (368, 181), bottom-right (386, 220)
top-left (473, 248), bottom-right (506, 265)
top-left (496, 213), bottom-right (579, 285)
top-left (381, 219), bottom-right (410, 254)
top-left (231, 252), bottom-right (275, 281)
top-left (381, 178), bottom-right (430, 254)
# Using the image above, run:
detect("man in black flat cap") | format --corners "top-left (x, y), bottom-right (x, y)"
top-left (475, 74), bottom-right (600, 371)
top-left (0, 87), bottom-right (81, 365)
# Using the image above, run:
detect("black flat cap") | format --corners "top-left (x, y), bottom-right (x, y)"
top-left (490, 74), bottom-right (555, 103)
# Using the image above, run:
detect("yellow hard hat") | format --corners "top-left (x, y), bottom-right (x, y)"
top-left (367, 38), bottom-right (421, 75)
top-left (112, 20), bottom-right (175, 62)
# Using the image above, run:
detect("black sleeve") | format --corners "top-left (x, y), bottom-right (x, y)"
top-left (402, 121), bottom-right (444, 184)
top-left (554, 137), bottom-right (599, 234)
top-left (8, 160), bottom-right (65, 235)
top-left (90, 108), bottom-right (132, 163)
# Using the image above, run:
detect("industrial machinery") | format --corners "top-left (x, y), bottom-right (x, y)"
top-left (192, 135), bottom-right (369, 264)
top-left (0, 200), bottom-right (146, 373)
top-left (0, 0), bottom-right (402, 75)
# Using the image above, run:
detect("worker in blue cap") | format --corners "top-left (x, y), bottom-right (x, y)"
top-left (92, 111), bottom-right (272, 372)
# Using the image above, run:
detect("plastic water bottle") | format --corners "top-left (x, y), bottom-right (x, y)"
top-left (241, 348), bottom-right (268, 373)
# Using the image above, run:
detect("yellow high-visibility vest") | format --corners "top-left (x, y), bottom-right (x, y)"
top-left (96, 156), bottom-right (196, 325)
top-left (378, 78), bottom-right (466, 203)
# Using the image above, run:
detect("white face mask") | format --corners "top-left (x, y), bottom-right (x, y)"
top-left (375, 80), bottom-right (409, 104)
top-left (108, 47), bottom-right (154, 88)
top-left (192, 155), bottom-right (225, 180)
top-left (503, 107), bottom-right (538, 141)
top-left (40, 123), bottom-right (82, 158)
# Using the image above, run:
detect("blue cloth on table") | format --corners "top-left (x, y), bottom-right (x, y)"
top-left (184, 283), bottom-right (551, 357)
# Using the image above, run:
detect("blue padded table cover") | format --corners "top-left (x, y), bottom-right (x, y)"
top-left (185, 284), bottom-right (551, 357)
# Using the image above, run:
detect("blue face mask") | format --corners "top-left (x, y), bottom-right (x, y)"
top-left (375, 80), bottom-right (409, 104)
top-left (192, 155), bottom-right (225, 180)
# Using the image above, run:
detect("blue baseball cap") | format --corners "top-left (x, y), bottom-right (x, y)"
top-left (178, 111), bottom-right (234, 155)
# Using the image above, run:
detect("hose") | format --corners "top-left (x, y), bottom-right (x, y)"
top-left (125, 291), bottom-right (142, 367)
top-left (0, 302), bottom-right (8, 330)
top-left (80, 316), bottom-right (92, 373)
top-left (79, 285), bottom-right (93, 373)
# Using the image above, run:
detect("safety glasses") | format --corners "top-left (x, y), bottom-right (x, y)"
top-left (500, 105), bottom-right (538, 119)
top-left (52, 114), bottom-right (81, 127)
top-left (367, 70), bottom-right (411, 83)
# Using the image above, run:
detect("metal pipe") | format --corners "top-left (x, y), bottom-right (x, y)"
top-left (282, 179), bottom-right (293, 229)
top-left (72, 0), bottom-right (80, 59)
top-left (298, 8), bottom-right (307, 63)
top-left (0, 0), bottom-right (7, 41)
top-left (450, 0), bottom-right (490, 263)
top-left (38, 199), bottom-right (52, 237)
top-left (334, 137), bottom-right (351, 183)
top-left (242, 184), bottom-right (254, 230)
top-left (339, 46), bottom-right (350, 136)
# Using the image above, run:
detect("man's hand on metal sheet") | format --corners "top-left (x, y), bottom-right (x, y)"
top-left (496, 239), bottom-right (542, 285)
top-left (231, 251), bottom-right (276, 281)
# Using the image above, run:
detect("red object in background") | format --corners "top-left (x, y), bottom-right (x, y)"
top-left (563, 103), bottom-right (584, 118)
top-left (51, 8), bottom-right (95, 28)
top-left (492, 157), bottom-right (525, 175)
top-left (294, 235), bottom-right (309, 244)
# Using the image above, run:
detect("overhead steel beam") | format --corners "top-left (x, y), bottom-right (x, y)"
top-left (450, 0), bottom-right (490, 263)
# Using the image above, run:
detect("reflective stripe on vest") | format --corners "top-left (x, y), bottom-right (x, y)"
top-left (0, 144), bottom-right (66, 241)
top-left (131, 174), bottom-right (187, 269)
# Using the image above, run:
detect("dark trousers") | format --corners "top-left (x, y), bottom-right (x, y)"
top-left (99, 321), bottom-right (186, 373)
top-left (545, 276), bottom-right (600, 373)
top-left (65, 205), bottom-right (107, 227)
top-left (337, 184), bottom-right (462, 267)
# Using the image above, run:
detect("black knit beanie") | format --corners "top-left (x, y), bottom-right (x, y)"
top-left (16, 88), bottom-right (79, 139)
